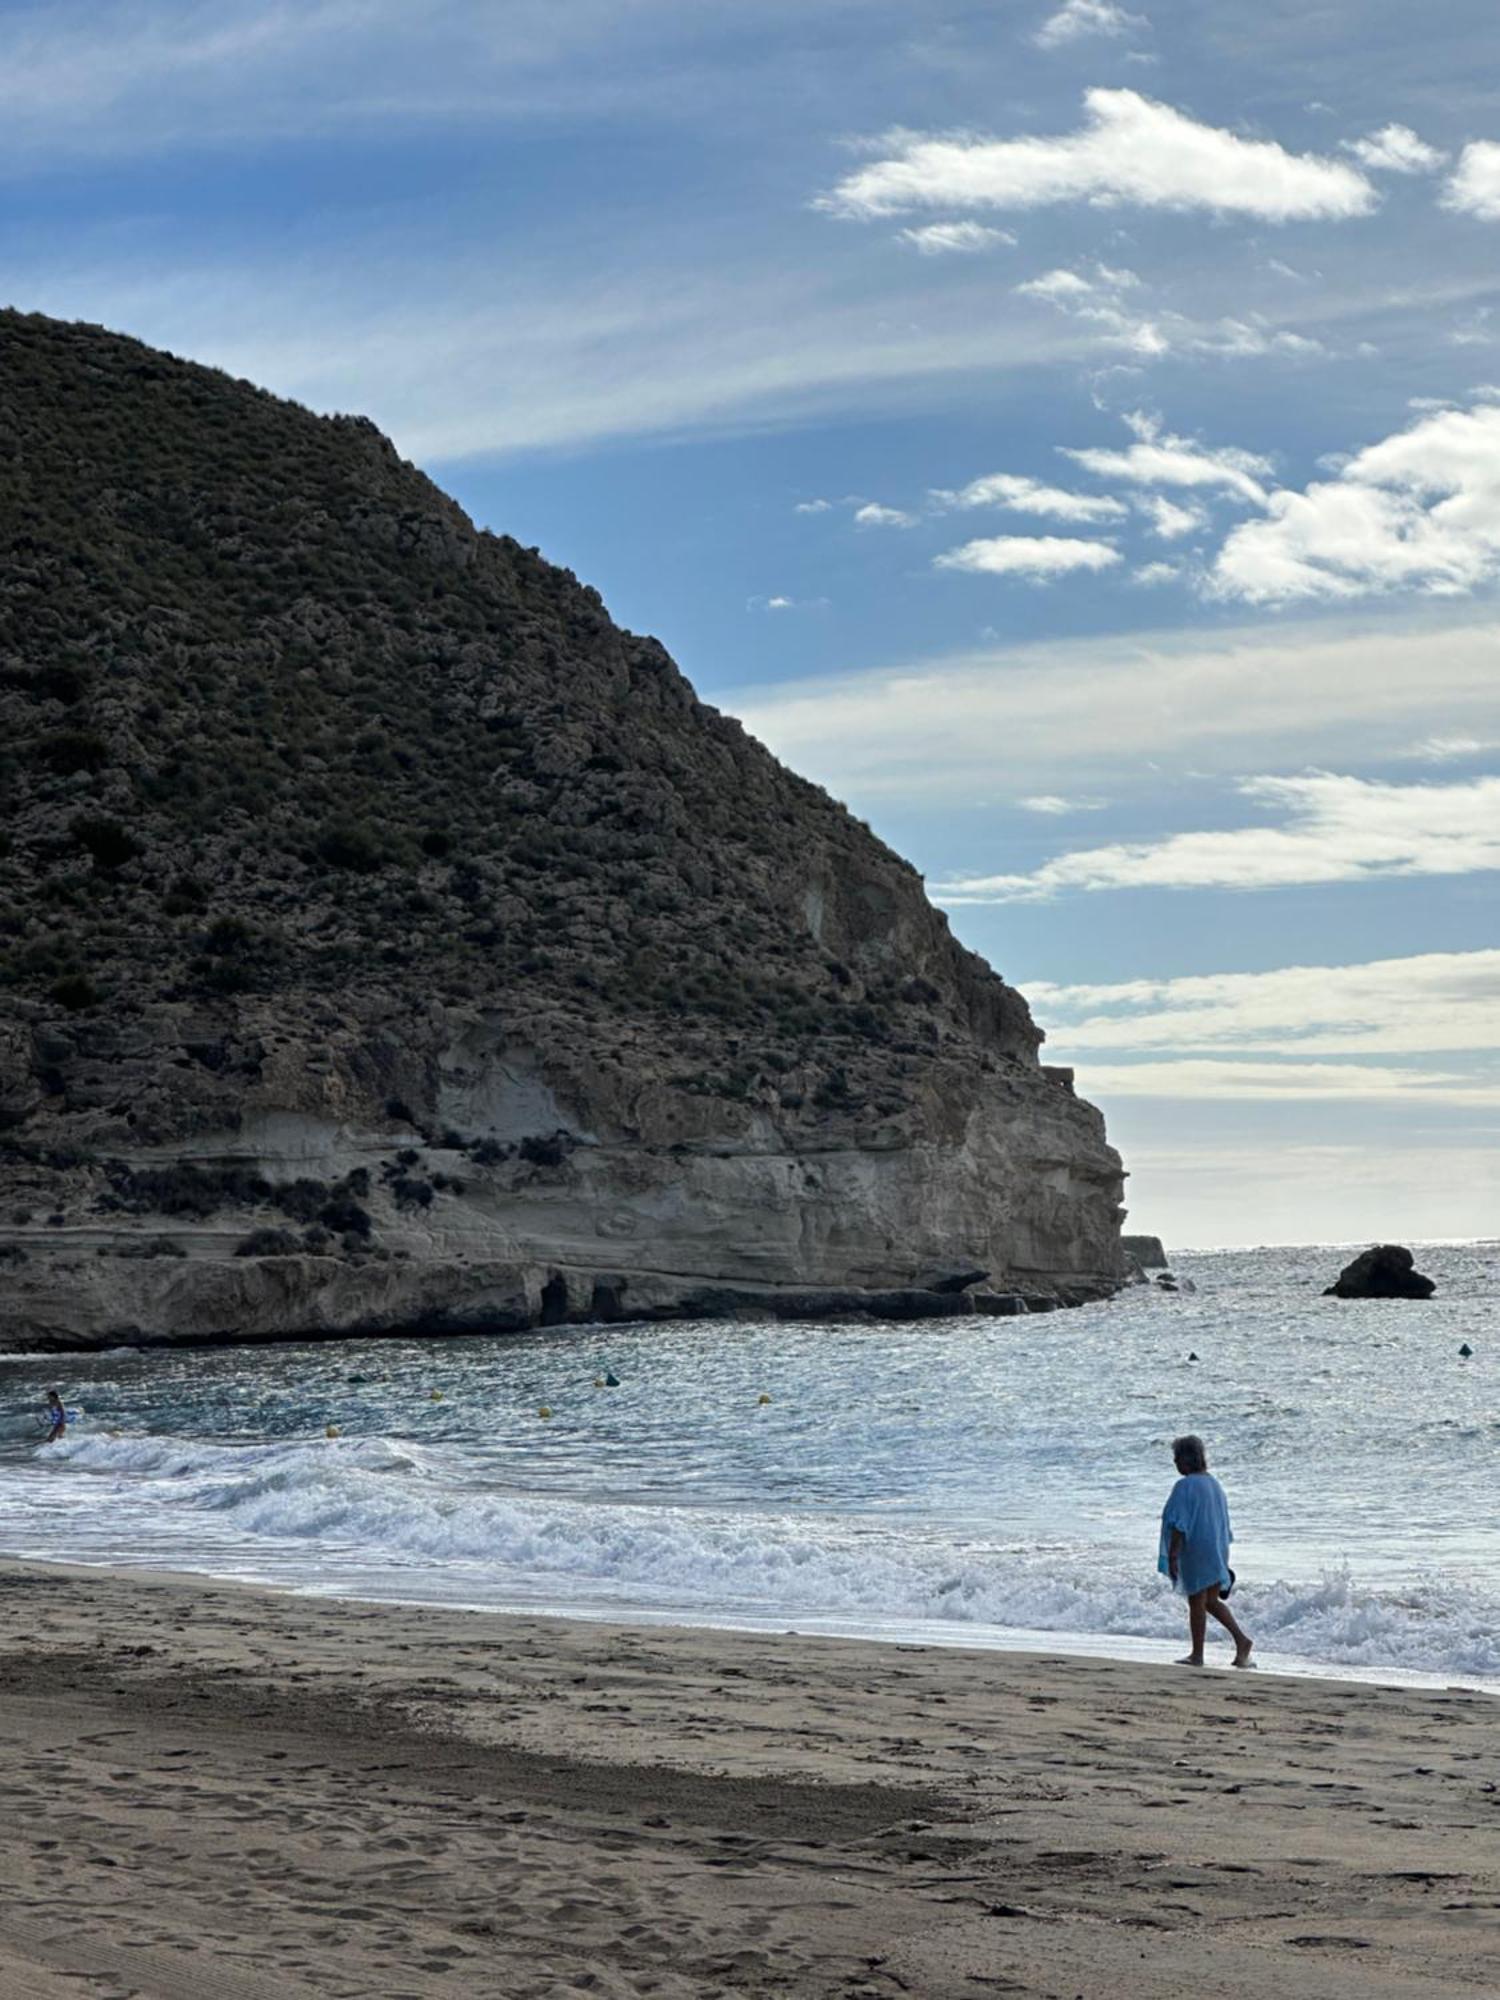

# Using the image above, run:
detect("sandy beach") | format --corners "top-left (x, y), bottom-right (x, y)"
top-left (0, 1562), bottom-right (1495, 1997)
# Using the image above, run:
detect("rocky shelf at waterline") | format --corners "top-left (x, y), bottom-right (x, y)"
top-left (0, 312), bottom-right (1126, 1349)
top-left (0, 1253), bottom-right (1103, 1354)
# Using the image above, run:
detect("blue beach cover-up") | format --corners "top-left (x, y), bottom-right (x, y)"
top-left (1157, 1471), bottom-right (1233, 1597)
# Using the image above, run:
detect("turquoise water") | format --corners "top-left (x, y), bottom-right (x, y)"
top-left (1, 1242), bottom-right (1497, 1682)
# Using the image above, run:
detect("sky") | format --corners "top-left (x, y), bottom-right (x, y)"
top-left (5, 0), bottom-right (1498, 1247)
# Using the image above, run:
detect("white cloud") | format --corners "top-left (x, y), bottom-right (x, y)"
top-left (898, 221), bottom-right (1015, 254)
top-left (1139, 494), bottom-right (1207, 538)
top-left (1064, 410), bottom-right (1273, 502)
top-left (820, 89), bottom-right (1377, 224)
top-left (1016, 267), bottom-right (1097, 301)
top-left (1443, 142), bottom-right (1500, 220)
top-left (934, 772), bottom-right (1500, 902)
top-left (748, 592), bottom-right (828, 612)
top-left (794, 497), bottom-right (833, 514)
top-left (1211, 401), bottom-right (1500, 602)
top-left (732, 612), bottom-right (1500, 803)
top-left (1019, 794), bottom-right (1108, 814)
top-left (933, 535), bottom-right (1121, 579)
top-left (1131, 559), bottom-right (1182, 586)
top-left (853, 501), bottom-right (917, 528)
top-left (1033, 0), bottom-right (1145, 50)
top-left (931, 472), bottom-right (1127, 522)
top-left (1343, 123), bottom-right (1446, 175)
top-left (1030, 949), bottom-right (1500, 1057)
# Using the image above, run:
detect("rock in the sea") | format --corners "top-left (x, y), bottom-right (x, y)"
top-left (1323, 1245), bottom-right (1436, 1300)
top-left (0, 312), bottom-right (1128, 1349)
top-left (1121, 1234), bottom-right (1168, 1270)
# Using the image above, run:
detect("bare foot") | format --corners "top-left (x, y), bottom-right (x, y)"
top-left (1175, 1654), bottom-right (1205, 1667)
top-left (1233, 1642), bottom-right (1255, 1669)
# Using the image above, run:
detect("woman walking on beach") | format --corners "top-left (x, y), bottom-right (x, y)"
top-left (1159, 1434), bottom-right (1253, 1669)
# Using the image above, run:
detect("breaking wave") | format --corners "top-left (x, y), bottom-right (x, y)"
top-left (23, 1428), bottom-right (1500, 1681)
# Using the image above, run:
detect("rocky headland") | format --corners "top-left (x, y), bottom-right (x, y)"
top-left (0, 312), bottom-right (1126, 1349)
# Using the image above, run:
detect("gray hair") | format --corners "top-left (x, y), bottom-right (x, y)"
top-left (1172, 1434), bottom-right (1207, 1474)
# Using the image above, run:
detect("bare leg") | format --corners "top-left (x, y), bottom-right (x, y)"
top-left (1177, 1590), bottom-right (1208, 1665)
top-left (1205, 1586), bottom-right (1254, 1667)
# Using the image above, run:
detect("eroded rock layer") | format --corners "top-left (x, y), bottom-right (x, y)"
top-left (0, 311), bottom-right (1124, 1347)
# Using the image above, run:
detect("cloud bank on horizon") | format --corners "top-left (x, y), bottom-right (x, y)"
top-left (2, 0), bottom-right (1497, 1240)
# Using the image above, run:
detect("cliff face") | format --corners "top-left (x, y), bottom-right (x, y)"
top-left (0, 311), bottom-right (1125, 1347)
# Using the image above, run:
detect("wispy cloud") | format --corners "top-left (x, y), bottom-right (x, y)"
top-left (1063, 410), bottom-right (1273, 502)
top-left (1033, 0), bottom-right (1146, 50)
top-left (734, 614), bottom-right (1500, 802)
top-left (1020, 793), bottom-right (1109, 814)
top-left (853, 501), bottom-right (917, 528)
top-left (931, 472), bottom-right (1127, 522)
top-left (935, 772), bottom-right (1500, 903)
top-left (22, 234), bottom-right (1094, 461)
top-left (0, 0), bottom-right (714, 162)
top-left (1074, 1059), bottom-right (1500, 1105)
top-left (820, 89), bottom-right (1377, 224)
top-left (1015, 256), bottom-right (1326, 361)
top-left (933, 534), bottom-right (1120, 579)
top-left (1030, 948), bottom-right (1500, 1056)
top-left (897, 221), bottom-right (1015, 254)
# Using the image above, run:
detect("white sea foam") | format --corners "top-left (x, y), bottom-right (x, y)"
top-left (23, 1426), bottom-right (1500, 1681)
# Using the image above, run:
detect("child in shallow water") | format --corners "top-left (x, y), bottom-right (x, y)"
top-left (1158, 1434), bottom-right (1254, 1669)
top-left (40, 1390), bottom-right (67, 1445)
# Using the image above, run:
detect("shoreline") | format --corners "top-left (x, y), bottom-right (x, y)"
top-left (4, 1556), bottom-right (1499, 1996)
top-left (8, 1544), bottom-right (1498, 1703)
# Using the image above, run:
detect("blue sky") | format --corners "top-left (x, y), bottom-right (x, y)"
top-left (6, 0), bottom-right (1498, 1246)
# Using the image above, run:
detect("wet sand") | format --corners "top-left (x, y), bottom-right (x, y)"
top-left (1, 1558), bottom-right (1497, 1997)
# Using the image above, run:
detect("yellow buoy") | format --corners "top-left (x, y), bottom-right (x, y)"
top-left (429, 1389), bottom-right (443, 1401)
top-left (538, 1405), bottom-right (553, 1420)
top-left (593, 1377), bottom-right (605, 1388)
top-left (325, 1424), bottom-right (341, 1439)
top-left (757, 1393), bottom-right (772, 1406)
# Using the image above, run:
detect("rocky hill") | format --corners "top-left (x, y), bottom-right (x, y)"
top-left (0, 310), bottom-right (1125, 1347)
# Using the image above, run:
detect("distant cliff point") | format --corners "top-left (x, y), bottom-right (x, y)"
top-left (0, 310), bottom-right (1125, 1347)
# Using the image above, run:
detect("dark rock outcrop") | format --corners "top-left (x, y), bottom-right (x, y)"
top-left (0, 311), bottom-right (1127, 1348)
top-left (1323, 1245), bottom-right (1436, 1300)
top-left (925, 1266), bottom-right (989, 1294)
top-left (1122, 1234), bottom-right (1168, 1269)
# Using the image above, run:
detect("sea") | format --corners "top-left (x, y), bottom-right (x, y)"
top-left (2, 1241), bottom-right (1496, 1689)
